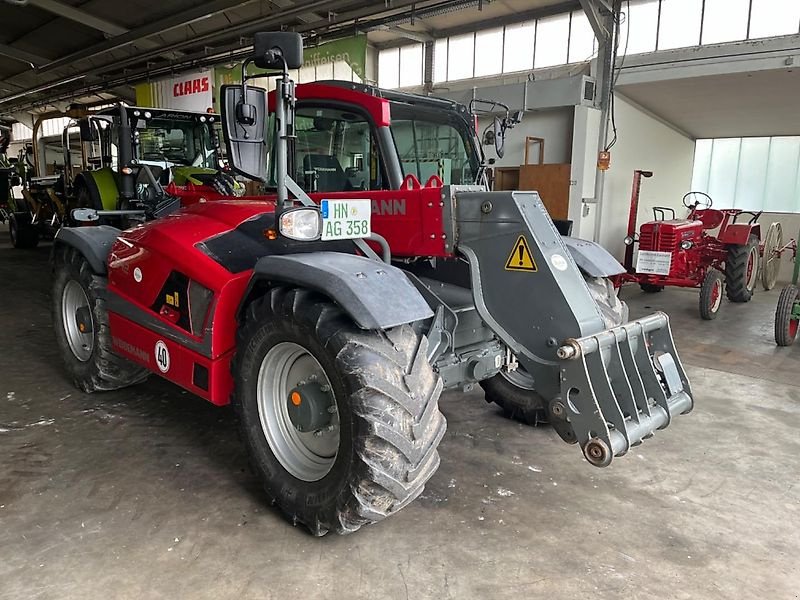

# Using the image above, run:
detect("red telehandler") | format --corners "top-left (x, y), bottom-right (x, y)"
top-left (51, 33), bottom-right (694, 535)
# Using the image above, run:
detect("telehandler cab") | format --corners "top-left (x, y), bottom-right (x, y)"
top-left (52, 32), bottom-right (694, 535)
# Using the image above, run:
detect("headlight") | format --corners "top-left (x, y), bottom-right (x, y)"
top-left (279, 208), bottom-right (321, 241)
top-left (623, 235), bottom-right (635, 246)
top-left (680, 240), bottom-right (693, 250)
top-left (144, 111), bottom-right (152, 119)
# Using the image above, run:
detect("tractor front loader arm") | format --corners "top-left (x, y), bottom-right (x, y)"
top-left (450, 187), bottom-right (694, 467)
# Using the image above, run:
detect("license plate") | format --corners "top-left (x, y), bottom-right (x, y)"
top-left (636, 250), bottom-right (672, 276)
top-left (320, 199), bottom-right (371, 241)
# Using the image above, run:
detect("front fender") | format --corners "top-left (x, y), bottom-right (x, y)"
top-left (52, 225), bottom-right (121, 274)
top-left (246, 252), bottom-right (434, 330)
top-left (562, 236), bottom-right (626, 278)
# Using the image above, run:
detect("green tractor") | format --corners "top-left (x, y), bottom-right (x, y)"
top-left (7, 105), bottom-right (236, 248)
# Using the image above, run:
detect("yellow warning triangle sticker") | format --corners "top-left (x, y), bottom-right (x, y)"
top-left (504, 235), bottom-right (537, 272)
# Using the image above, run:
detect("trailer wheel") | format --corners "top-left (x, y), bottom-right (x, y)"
top-left (9, 212), bottom-right (39, 249)
top-left (481, 276), bottom-right (627, 425)
top-left (726, 235), bottom-right (759, 302)
top-left (233, 287), bottom-right (446, 536)
top-left (699, 269), bottom-right (724, 320)
top-left (52, 246), bottom-right (149, 392)
top-left (774, 285), bottom-right (800, 346)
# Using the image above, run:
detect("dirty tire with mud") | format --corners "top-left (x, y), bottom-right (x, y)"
top-left (233, 286), bottom-right (446, 535)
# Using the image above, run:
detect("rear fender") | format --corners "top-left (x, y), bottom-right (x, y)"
top-left (562, 236), bottom-right (625, 278)
top-left (719, 222), bottom-right (760, 245)
top-left (52, 225), bottom-right (121, 274)
top-left (241, 252), bottom-right (434, 330)
top-left (76, 167), bottom-right (119, 211)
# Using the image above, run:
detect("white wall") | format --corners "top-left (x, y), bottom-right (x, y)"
top-left (598, 95), bottom-right (695, 259)
top-left (478, 108), bottom-right (573, 167)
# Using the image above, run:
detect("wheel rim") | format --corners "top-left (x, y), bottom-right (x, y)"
top-left (790, 319), bottom-right (799, 340)
top-left (61, 280), bottom-right (94, 362)
top-left (256, 342), bottom-right (339, 482)
top-left (500, 366), bottom-right (535, 390)
top-left (710, 278), bottom-right (722, 313)
top-left (745, 246), bottom-right (758, 291)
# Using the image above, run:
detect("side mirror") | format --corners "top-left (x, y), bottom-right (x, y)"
top-left (221, 84), bottom-right (268, 182)
top-left (78, 118), bottom-right (96, 142)
top-left (493, 117), bottom-right (505, 159)
top-left (253, 32), bottom-right (303, 70)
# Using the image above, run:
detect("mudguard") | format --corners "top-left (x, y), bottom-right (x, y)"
top-left (52, 225), bottom-right (121, 274)
top-left (249, 252), bottom-right (434, 330)
top-left (563, 236), bottom-right (626, 278)
top-left (76, 167), bottom-right (119, 211)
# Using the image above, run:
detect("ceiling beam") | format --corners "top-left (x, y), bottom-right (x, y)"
top-left (27, 0), bottom-right (127, 36)
top-left (0, 43), bottom-right (48, 67)
top-left (578, 0), bottom-right (610, 40)
top-left (35, 0), bottom-right (260, 74)
top-left (373, 0), bottom-right (581, 49)
top-left (383, 26), bottom-right (434, 43)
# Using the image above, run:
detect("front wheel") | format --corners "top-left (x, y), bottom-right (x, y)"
top-left (774, 285), bottom-right (800, 346)
top-left (726, 235), bottom-right (759, 302)
top-left (640, 283), bottom-right (664, 294)
top-left (234, 287), bottom-right (446, 535)
top-left (481, 276), bottom-right (627, 425)
top-left (699, 269), bottom-right (724, 320)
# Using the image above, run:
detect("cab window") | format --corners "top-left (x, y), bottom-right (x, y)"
top-left (389, 105), bottom-right (478, 185)
top-left (294, 106), bottom-right (384, 192)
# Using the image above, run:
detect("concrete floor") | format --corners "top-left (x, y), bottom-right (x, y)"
top-left (1, 232), bottom-right (798, 600)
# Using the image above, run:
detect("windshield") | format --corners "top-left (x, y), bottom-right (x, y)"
top-left (389, 104), bottom-right (479, 185)
top-left (135, 117), bottom-right (217, 169)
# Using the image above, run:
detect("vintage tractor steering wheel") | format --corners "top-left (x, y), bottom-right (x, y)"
top-left (682, 191), bottom-right (713, 210)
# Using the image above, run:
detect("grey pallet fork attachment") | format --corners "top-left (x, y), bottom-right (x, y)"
top-left (449, 187), bottom-right (694, 467)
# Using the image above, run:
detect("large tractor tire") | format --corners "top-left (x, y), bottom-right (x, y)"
top-left (726, 235), bottom-right (759, 302)
top-left (774, 285), bottom-right (800, 347)
top-left (8, 212), bottom-right (39, 249)
top-left (52, 246), bottom-right (149, 392)
top-left (481, 276), bottom-right (627, 426)
top-left (233, 287), bottom-right (446, 536)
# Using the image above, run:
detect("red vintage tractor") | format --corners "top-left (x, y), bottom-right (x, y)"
top-left (50, 33), bottom-right (694, 536)
top-left (620, 169), bottom-right (770, 320)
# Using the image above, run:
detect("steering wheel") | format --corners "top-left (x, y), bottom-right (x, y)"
top-left (682, 191), bottom-right (713, 210)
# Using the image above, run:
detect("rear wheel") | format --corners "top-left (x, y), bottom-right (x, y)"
top-left (774, 285), bottom-right (800, 346)
top-left (234, 287), bottom-right (446, 535)
top-left (481, 276), bottom-right (627, 425)
top-left (699, 269), bottom-right (724, 320)
top-left (9, 212), bottom-right (39, 249)
top-left (726, 235), bottom-right (759, 302)
top-left (52, 246), bottom-right (149, 392)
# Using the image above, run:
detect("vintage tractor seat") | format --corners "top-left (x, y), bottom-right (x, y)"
top-left (693, 208), bottom-right (725, 230)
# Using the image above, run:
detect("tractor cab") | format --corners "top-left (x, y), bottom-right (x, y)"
top-left (69, 105), bottom-right (235, 213)
top-left (264, 81), bottom-right (485, 195)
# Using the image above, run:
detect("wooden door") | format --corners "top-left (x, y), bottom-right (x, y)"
top-left (518, 163), bottom-right (571, 220)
